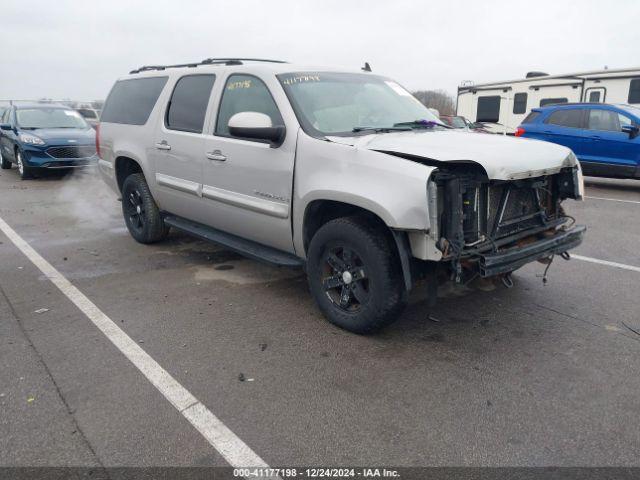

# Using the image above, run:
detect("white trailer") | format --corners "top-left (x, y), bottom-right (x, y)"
top-left (457, 67), bottom-right (640, 134)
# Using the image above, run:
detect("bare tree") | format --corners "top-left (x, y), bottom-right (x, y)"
top-left (412, 90), bottom-right (456, 116)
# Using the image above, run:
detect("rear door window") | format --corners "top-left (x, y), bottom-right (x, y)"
top-left (476, 96), bottom-right (501, 123)
top-left (215, 74), bottom-right (283, 137)
top-left (165, 74), bottom-right (216, 133)
top-left (587, 109), bottom-right (620, 132)
top-left (101, 77), bottom-right (168, 125)
top-left (545, 109), bottom-right (583, 128)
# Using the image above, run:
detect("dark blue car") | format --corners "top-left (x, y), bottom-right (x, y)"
top-left (516, 103), bottom-right (640, 179)
top-left (0, 103), bottom-right (97, 179)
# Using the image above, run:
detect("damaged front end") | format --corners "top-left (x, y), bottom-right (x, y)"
top-left (432, 164), bottom-right (585, 282)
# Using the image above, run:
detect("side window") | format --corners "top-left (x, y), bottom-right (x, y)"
top-left (166, 74), bottom-right (216, 133)
top-left (215, 75), bottom-right (283, 136)
top-left (476, 96), bottom-right (501, 123)
top-left (513, 93), bottom-right (527, 114)
top-left (628, 78), bottom-right (640, 104)
top-left (587, 109), bottom-right (620, 132)
top-left (617, 113), bottom-right (633, 129)
top-left (540, 97), bottom-right (568, 107)
top-left (545, 109), bottom-right (583, 128)
top-left (101, 77), bottom-right (168, 125)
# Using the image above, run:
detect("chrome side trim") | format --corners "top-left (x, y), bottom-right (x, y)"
top-left (202, 184), bottom-right (289, 219)
top-left (156, 173), bottom-right (201, 196)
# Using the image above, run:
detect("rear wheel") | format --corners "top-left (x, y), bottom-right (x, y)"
top-left (121, 173), bottom-right (169, 244)
top-left (0, 149), bottom-right (11, 169)
top-left (307, 216), bottom-right (407, 334)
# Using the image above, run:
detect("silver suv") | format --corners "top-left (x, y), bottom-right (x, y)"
top-left (98, 58), bottom-right (585, 333)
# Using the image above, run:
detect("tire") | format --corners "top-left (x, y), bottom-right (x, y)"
top-left (121, 173), bottom-right (169, 244)
top-left (307, 216), bottom-right (408, 334)
top-left (16, 150), bottom-right (33, 179)
top-left (0, 149), bottom-right (11, 169)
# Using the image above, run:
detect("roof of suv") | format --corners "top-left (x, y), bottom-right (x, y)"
top-left (122, 59), bottom-right (367, 81)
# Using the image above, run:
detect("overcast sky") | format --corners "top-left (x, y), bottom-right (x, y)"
top-left (0, 0), bottom-right (638, 101)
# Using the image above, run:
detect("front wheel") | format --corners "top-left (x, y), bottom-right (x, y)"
top-left (307, 216), bottom-right (407, 334)
top-left (16, 150), bottom-right (33, 179)
top-left (121, 173), bottom-right (169, 244)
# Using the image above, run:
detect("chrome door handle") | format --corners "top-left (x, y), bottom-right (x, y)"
top-left (155, 141), bottom-right (171, 151)
top-left (206, 150), bottom-right (227, 161)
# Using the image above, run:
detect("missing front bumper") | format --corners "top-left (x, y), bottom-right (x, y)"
top-left (479, 225), bottom-right (586, 277)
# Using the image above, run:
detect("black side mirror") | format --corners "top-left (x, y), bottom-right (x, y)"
top-left (621, 125), bottom-right (639, 139)
top-left (0, 123), bottom-right (12, 131)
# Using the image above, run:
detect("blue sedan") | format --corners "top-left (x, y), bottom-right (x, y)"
top-left (0, 103), bottom-right (97, 179)
top-left (516, 103), bottom-right (640, 179)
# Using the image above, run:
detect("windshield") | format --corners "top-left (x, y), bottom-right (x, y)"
top-left (277, 72), bottom-right (444, 136)
top-left (446, 116), bottom-right (467, 128)
top-left (16, 108), bottom-right (89, 129)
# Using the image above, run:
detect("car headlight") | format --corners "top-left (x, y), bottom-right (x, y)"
top-left (19, 133), bottom-right (45, 145)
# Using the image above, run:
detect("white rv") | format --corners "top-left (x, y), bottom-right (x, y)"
top-left (457, 67), bottom-right (640, 134)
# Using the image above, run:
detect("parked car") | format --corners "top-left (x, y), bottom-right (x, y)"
top-left (0, 103), bottom-right (98, 179)
top-left (98, 58), bottom-right (585, 334)
top-left (440, 115), bottom-right (493, 133)
top-left (75, 107), bottom-right (101, 128)
top-left (516, 103), bottom-right (640, 179)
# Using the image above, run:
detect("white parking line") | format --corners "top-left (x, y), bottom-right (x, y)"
top-left (585, 196), bottom-right (640, 205)
top-left (0, 216), bottom-right (275, 476)
top-left (572, 254), bottom-right (640, 273)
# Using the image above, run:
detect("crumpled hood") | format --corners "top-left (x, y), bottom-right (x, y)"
top-left (326, 129), bottom-right (577, 180)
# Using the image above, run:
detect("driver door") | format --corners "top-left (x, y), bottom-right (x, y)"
top-left (201, 74), bottom-right (296, 253)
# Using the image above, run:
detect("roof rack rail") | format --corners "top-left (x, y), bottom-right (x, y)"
top-left (129, 58), bottom-right (288, 74)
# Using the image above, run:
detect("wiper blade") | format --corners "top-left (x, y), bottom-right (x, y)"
top-left (393, 119), bottom-right (448, 129)
top-left (352, 126), bottom-right (412, 133)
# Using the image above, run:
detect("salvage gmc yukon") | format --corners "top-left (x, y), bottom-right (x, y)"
top-left (98, 58), bottom-right (586, 333)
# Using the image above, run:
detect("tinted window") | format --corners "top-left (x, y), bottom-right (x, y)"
top-left (101, 77), bottom-right (168, 125)
top-left (476, 96), bottom-right (500, 123)
top-left (216, 75), bottom-right (283, 136)
top-left (588, 91), bottom-right (601, 103)
top-left (545, 109), bottom-right (583, 128)
top-left (522, 111), bottom-right (540, 124)
top-left (166, 75), bottom-right (215, 133)
top-left (540, 97), bottom-right (568, 107)
top-left (587, 109), bottom-right (620, 132)
top-left (513, 93), bottom-right (527, 114)
top-left (77, 109), bottom-right (97, 119)
top-left (629, 79), bottom-right (640, 104)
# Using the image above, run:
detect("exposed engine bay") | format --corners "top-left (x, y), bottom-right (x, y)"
top-left (431, 165), bottom-right (585, 283)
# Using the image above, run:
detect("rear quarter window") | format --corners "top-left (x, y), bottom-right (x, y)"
top-left (521, 111), bottom-right (540, 124)
top-left (101, 77), bottom-right (168, 125)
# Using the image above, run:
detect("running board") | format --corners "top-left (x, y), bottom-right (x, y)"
top-left (163, 215), bottom-right (304, 268)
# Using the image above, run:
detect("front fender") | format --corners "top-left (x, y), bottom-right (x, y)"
top-left (292, 132), bottom-right (436, 256)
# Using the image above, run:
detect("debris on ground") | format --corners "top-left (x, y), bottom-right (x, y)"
top-left (34, 308), bottom-right (49, 314)
top-left (238, 373), bottom-right (255, 382)
top-left (259, 343), bottom-right (267, 351)
top-left (27, 396), bottom-right (35, 403)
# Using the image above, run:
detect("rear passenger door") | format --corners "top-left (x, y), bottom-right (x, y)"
top-left (541, 108), bottom-right (586, 156)
top-left (152, 74), bottom-right (216, 221)
top-left (202, 73), bottom-right (296, 253)
top-left (583, 108), bottom-right (638, 168)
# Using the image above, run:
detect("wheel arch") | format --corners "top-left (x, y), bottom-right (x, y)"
top-left (301, 199), bottom-right (413, 291)
top-left (114, 156), bottom-right (144, 193)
